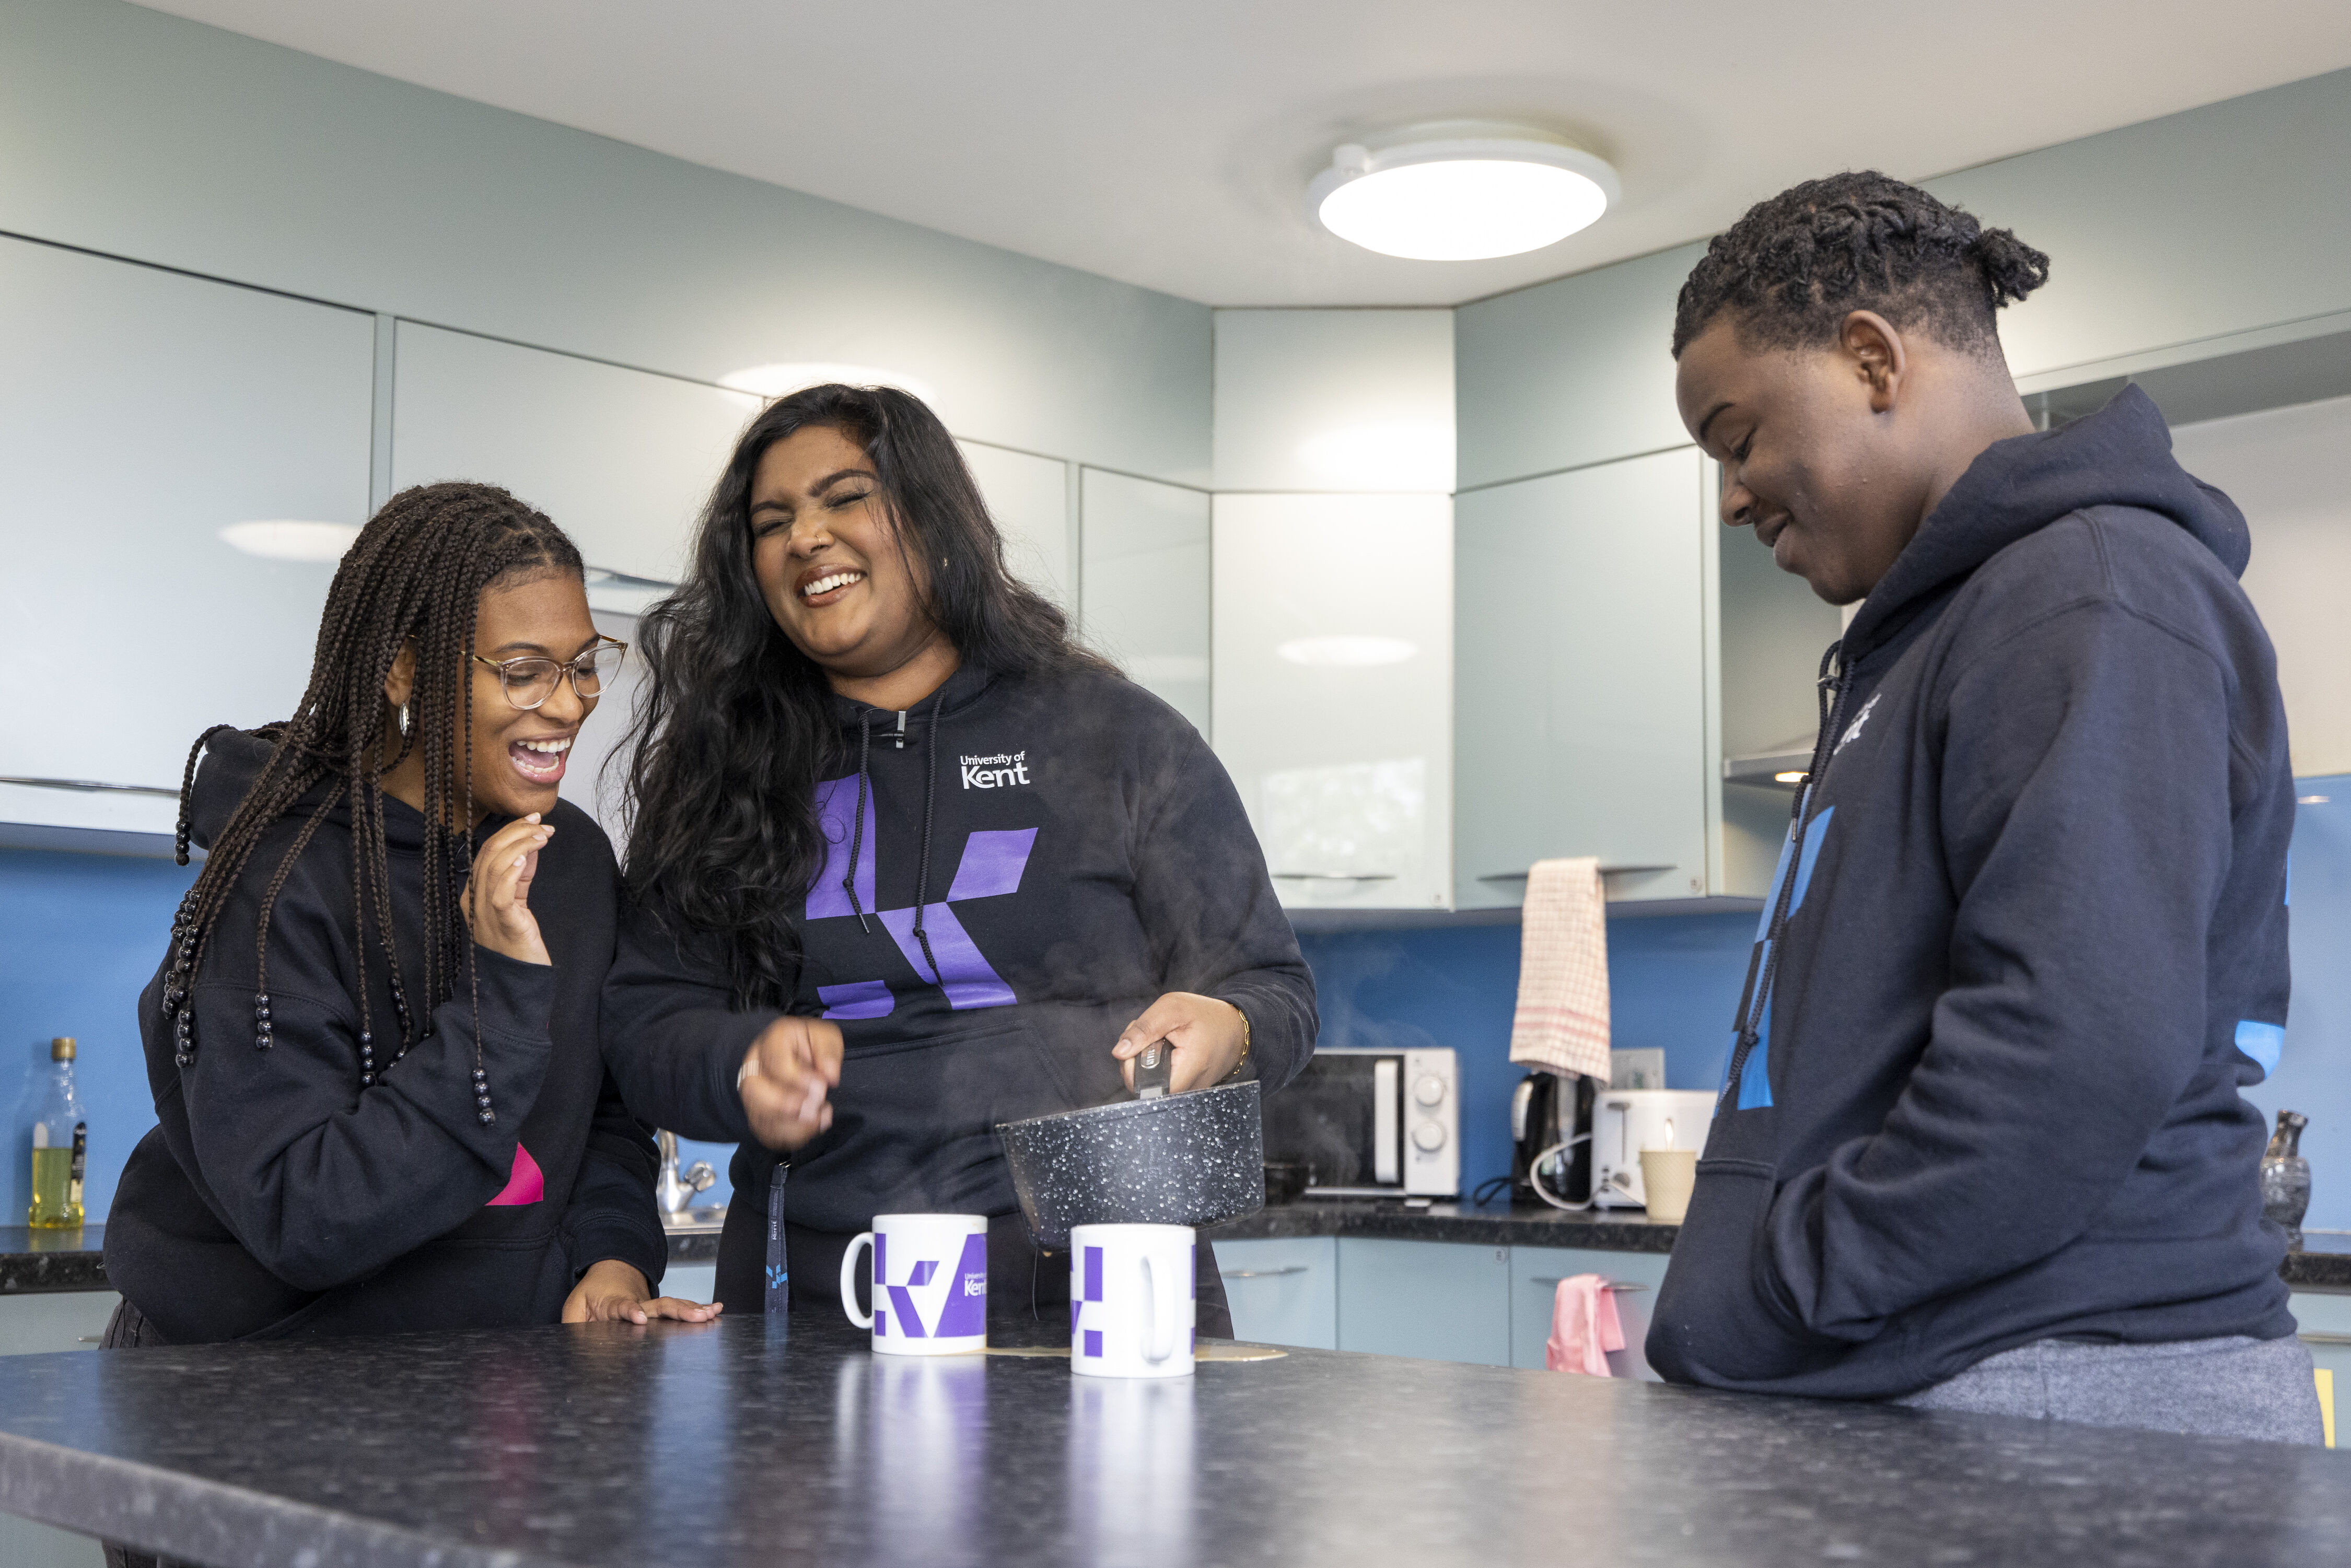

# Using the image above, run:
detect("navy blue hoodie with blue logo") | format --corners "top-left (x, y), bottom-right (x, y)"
top-left (1648, 388), bottom-right (2297, 1398)
top-left (601, 660), bottom-right (1317, 1308)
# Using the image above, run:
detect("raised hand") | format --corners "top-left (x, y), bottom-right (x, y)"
top-left (738, 1015), bottom-right (845, 1151)
top-left (465, 813), bottom-right (554, 966)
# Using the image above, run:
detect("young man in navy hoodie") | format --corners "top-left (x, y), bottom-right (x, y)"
top-left (1648, 172), bottom-right (2319, 1442)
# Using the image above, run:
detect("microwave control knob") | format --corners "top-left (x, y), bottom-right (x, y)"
top-left (1411, 1120), bottom-right (1447, 1153)
top-left (1412, 1074), bottom-right (1447, 1108)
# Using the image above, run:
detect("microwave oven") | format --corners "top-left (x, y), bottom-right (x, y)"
top-left (1261, 1047), bottom-right (1459, 1198)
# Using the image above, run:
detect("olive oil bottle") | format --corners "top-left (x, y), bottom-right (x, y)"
top-left (28, 1037), bottom-right (88, 1228)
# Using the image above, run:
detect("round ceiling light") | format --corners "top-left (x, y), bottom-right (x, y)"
top-left (1308, 122), bottom-right (1620, 262)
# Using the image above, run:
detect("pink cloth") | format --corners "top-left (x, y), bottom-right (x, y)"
top-left (486, 1142), bottom-right (544, 1207)
top-left (1545, 1273), bottom-right (1624, 1376)
top-left (1508, 857), bottom-right (1611, 1081)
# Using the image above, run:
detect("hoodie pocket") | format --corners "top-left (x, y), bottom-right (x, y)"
top-left (1649, 1157), bottom-right (1842, 1387)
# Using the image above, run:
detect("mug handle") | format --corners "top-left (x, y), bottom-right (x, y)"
top-left (1140, 1253), bottom-right (1181, 1364)
top-left (840, 1232), bottom-right (875, 1329)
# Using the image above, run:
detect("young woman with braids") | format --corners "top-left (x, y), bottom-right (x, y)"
top-left (1646, 172), bottom-right (2319, 1441)
top-left (600, 385), bottom-right (1316, 1332)
top-left (102, 482), bottom-right (717, 1356)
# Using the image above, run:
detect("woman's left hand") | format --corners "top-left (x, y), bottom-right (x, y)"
top-left (1113, 992), bottom-right (1248, 1094)
top-left (562, 1260), bottom-right (724, 1326)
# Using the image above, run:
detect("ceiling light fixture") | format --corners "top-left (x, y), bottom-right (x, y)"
top-left (218, 520), bottom-right (360, 561)
top-left (1308, 122), bottom-right (1620, 262)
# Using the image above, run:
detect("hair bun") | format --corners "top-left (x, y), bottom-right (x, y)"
top-left (1969, 227), bottom-right (2052, 307)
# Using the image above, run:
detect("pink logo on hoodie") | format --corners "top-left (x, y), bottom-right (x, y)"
top-left (487, 1142), bottom-right (544, 1207)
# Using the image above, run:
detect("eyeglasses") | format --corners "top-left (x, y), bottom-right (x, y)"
top-left (471, 638), bottom-right (627, 711)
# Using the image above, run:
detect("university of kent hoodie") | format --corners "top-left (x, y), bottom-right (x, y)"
top-left (104, 730), bottom-right (667, 1343)
top-left (601, 659), bottom-right (1318, 1297)
top-left (1648, 387), bottom-right (2297, 1398)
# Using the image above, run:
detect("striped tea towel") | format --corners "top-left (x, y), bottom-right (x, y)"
top-left (1508, 856), bottom-right (1611, 1081)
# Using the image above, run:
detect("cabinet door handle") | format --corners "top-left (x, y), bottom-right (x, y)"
top-left (1, 775), bottom-right (179, 798)
top-left (1225, 1266), bottom-right (1310, 1280)
top-left (1527, 1278), bottom-right (1646, 1291)
top-left (1478, 865), bottom-right (1675, 882)
top-left (1273, 872), bottom-right (1399, 881)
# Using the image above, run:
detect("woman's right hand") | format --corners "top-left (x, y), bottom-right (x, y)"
top-left (465, 814), bottom-right (555, 966)
top-left (739, 1016), bottom-right (843, 1150)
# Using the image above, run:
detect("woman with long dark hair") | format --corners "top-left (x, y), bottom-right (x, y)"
top-left (104, 483), bottom-right (714, 1357)
top-left (604, 385), bottom-right (1316, 1330)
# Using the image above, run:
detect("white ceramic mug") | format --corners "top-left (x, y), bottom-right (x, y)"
top-left (840, 1213), bottom-right (988, 1355)
top-left (1069, 1223), bottom-right (1195, 1378)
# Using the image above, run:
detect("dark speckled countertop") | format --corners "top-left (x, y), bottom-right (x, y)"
top-left (1208, 1198), bottom-right (2351, 1290)
top-left (6, 1309), bottom-right (2351, 1567)
top-left (0, 1225), bottom-right (108, 1294)
top-left (13, 1205), bottom-right (2351, 1292)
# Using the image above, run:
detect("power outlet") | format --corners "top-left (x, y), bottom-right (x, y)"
top-left (1609, 1048), bottom-right (1667, 1091)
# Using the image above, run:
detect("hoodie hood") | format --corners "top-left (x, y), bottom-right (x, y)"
top-left (183, 729), bottom-right (450, 857)
top-left (1845, 385), bottom-right (2249, 666)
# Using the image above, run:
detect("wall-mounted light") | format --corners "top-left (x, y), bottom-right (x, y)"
top-left (1308, 122), bottom-right (1619, 262)
top-left (1278, 636), bottom-right (1417, 668)
top-left (218, 520), bottom-right (360, 561)
top-left (719, 362), bottom-right (941, 406)
top-left (1773, 771), bottom-right (1808, 785)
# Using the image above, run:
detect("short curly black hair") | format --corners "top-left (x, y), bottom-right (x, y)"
top-left (1671, 171), bottom-right (2050, 359)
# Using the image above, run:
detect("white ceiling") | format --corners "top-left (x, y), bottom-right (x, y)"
top-left (134, 0), bottom-right (2351, 308)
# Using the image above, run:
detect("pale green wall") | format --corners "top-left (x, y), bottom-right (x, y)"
top-left (1457, 67), bottom-right (2351, 487)
top-left (0, 0), bottom-right (1211, 483)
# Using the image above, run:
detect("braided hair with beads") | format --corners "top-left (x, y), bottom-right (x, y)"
top-left (160, 483), bottom-right (583, 1125)
top-left (1670, 171), bottom-right (2051, 360)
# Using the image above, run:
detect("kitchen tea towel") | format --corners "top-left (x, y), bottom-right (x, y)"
top-left (1508, 857), bottom-right (1611, 1082)
top-left (1546, 1274), bottom-right (1623, 1376)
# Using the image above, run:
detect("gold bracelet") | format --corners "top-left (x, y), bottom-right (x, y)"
top-left (1228, 1003), bottom-right (1251, 1079)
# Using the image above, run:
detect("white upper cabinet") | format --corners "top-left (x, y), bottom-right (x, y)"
top-left (1213, 494), bottom-right (1452, 911)
top-left (0, 237), bottom-right (374, 840)
top-left (958, 441), bottom-right (1073, 611)
top-left (1454, 449), bottom-right (1712, 908)
top-left (1213, 311), bottom-right (1454, 493)
top-left (2171, 392), bottom-right (2351, 777)
top-left (391, 323), bottom-right (758, 587)
top-left (1079, 469), bottom-right (1210, 734)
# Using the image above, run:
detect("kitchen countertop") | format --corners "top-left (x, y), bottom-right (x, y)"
top-left (5, 1308), bottom-right (2351, 1567)
top-left (1211, 1198), bottom-right (2351, 1290)
top-left (14, 1204), bottom-right (2351, 1292)
top-left (0, 1225), bottom-right (108, 1294)
top-left (0, 1222), bottom-right (723, 1293)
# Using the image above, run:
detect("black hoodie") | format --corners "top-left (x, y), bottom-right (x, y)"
top-left (104, 731), bottom-right (666, 1343)
top-left (1648, 388), bottom-right (2297, 1398)
top-left (601, 660), bottom-right (1317, 1298)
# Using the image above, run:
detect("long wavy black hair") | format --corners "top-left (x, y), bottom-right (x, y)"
top-left (618, 383), bottom-right (1108, 1008)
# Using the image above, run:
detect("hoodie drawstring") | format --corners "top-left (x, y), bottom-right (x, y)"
top-left (1718, 638), bottom-right (1849, 1117)
top-left (910, 685), bottom-right (949, 985)
top-left (842, 711), bottom-right (876, 934)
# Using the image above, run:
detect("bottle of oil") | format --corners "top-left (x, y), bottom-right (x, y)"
top-left (28, 1037), bottom-right (88, 1229)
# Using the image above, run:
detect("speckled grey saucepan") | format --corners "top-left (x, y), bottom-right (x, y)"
top-left (997, 1080), bottom-right (1265, 1249)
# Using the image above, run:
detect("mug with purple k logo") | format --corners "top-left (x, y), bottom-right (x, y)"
top-left (840, 1213), bottom-right (989, 1355)
top-left (1069, 1224), bottom-right (1196, 1378)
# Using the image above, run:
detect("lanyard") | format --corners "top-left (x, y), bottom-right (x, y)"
top-left (765, 1163), bottom-right (789, 1316)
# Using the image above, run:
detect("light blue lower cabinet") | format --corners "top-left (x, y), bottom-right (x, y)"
top-left (1335, 1238), bottom-right (1512, 1366)
top-left (1508, 1247), bottom-right (1671, 1379)
top-left (0, 1293), bottom-right (120, 1568)
top-left (1215, 1236), bottom-right (1337, 1350)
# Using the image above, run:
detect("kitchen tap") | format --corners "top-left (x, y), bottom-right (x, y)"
top-left (655, 1129), bottom-right (717, 1216)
